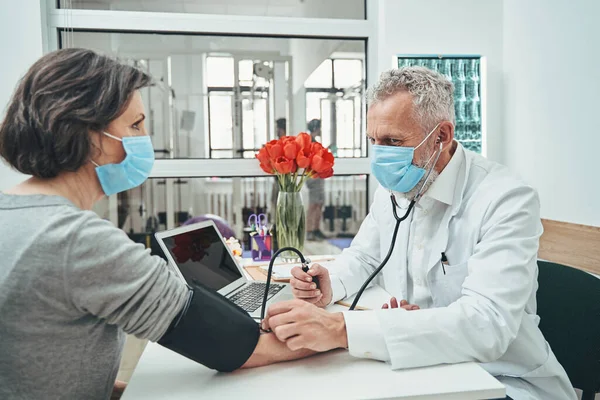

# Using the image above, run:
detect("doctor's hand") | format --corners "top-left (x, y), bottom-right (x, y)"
top-left (289, 263), bottom-right (332, 308)
top-left (262, 299), bottom-right (347, 352)
top-left (382, 297), bottom-right (420, 310)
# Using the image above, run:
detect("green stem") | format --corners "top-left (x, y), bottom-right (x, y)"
top-left (297, 169), bottom-right (311, 191)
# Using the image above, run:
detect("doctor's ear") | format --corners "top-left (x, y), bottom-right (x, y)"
top-left (437, 121), bottom-right (454, 146)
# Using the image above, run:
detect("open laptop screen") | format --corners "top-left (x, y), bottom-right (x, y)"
top-left (161, 224), bottom-right (242, 290)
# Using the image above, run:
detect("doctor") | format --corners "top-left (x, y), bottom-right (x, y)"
top-left (263, 67), bottom-right (576, 400)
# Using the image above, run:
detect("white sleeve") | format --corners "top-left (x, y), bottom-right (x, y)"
top-left (349, 185), bottom-right (542, 370)
top-left (343, 311), bottom-right (390, 361)
top-left (329, 275), bottom-right (348, 304)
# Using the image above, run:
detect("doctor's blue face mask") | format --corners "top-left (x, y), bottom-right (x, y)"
top-left (371, 123), bottom-right (440, 193)
top-left (91, 131), bottom-right (155, 196)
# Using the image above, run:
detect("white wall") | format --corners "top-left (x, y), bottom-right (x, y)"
top-left (378, 0), bottom-right (504, 163)
top-left (0, 0), bottom-right (44, 190)
top-left (503, 0), bottom-right (600, 227)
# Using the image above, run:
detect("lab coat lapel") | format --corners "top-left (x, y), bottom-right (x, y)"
top-left (425, 147), bottom-right (472, 275)
top-left (381, 194), bottom-right (411, 300)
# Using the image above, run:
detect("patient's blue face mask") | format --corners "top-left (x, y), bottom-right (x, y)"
top-left (371, 124), bottom-right (440, 193)
top-left (92, 132), bottom-right (155, 196)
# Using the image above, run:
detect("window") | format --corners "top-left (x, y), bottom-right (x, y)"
top-left (205, 56), bottom-right (272, 158)
top-left (62, 31), bottom-right (367, 159)
top-left (58, 0), bottom-right (367, 19)
top-left (52, 1), bottom-right (378, 236)
top-left (305, 58), bottom-right (366, 158)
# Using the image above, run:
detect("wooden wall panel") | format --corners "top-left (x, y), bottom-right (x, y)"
top-left (539, 219), bottom-right (600, 275)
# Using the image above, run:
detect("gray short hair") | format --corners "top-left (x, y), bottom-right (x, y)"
top-left (367, 67), bottom-right (455, 132)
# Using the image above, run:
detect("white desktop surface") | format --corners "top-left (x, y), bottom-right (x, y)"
top-left (122, 343), bottom-right (504, 400)
top-left (123, 259), bottom-right (505, 399)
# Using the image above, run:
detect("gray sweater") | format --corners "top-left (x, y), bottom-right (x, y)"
top-left (0, 194), bottom-right (188, 400)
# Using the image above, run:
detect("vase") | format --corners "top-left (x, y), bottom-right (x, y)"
top-left (276, 191), bottom-right (305, 261)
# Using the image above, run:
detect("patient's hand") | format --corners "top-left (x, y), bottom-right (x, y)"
top-left (241, 332), bottom-right (315, 369)
top-left (110, 380), bottom-right (127, 399)
top-left (381, 297), bottom-right (419, 310)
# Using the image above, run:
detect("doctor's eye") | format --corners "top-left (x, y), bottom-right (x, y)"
top-left (386, 138), bottom-right (401, 145)
top-left (366, 136), bottom-right (375, 145)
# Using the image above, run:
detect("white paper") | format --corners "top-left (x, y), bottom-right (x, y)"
top-left (335, 285), bottom-right (399, 311)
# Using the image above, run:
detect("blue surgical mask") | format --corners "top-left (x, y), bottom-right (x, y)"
top-left (371, 124), bottom-right (439, 193)
top-left (92, 132), bottom-right (155, 196)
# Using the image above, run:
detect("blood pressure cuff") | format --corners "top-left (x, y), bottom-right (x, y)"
top-left (158, 285), bottom-right (260, 372)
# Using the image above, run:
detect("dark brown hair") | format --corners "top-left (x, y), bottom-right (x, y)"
top-left (0, 48), bottom-right (152, 178)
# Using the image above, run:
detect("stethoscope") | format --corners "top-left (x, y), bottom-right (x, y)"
top-left (259, 139), bottom-right (444, 326)
top-left (349, 140), bottom-right (444, 310)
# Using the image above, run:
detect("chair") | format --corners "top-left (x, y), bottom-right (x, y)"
top-left (536, 260), bottom-right (600, 400)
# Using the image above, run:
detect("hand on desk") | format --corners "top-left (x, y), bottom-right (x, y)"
top-left (262, 300), bottom-right (347, 352)
top-left (289, 263), bottom-right (332, 308)
top-left (382, 297), bottom-right (420, 311)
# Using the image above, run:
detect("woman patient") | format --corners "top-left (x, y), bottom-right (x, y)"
top-left (0, 48), bottom-right (311, 400)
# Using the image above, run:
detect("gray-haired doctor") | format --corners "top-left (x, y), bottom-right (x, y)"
top-left (263, 67), bottom-right (577, 400)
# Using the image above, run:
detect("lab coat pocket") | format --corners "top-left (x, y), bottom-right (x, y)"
top-left (432, 260), bottom-right (469, 306)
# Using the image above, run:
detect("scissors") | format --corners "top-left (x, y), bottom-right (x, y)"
top-left (248, 213), bottom-right (268, 233)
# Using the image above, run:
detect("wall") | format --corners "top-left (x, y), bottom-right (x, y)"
top-left (0, 0), bottom-right (44, 190)
top-left (378, 0), bottom-right (504, 163)
top-left (503, 0), bottom-right (600, 227)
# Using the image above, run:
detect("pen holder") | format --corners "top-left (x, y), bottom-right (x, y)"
top-left (250, 233), bottom-right (273, 261)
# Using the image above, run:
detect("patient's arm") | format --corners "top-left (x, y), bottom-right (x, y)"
top-left (241, 332), bottom-right (315, 368)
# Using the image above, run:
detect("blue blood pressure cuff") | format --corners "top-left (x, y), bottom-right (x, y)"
top-left (158, 284), bottom-right (260, 372)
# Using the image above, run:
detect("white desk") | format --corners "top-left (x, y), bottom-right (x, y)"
top-left (123, 259), bottom-right (505, 399)
top-left (123, 343), bottom-right (504, 400)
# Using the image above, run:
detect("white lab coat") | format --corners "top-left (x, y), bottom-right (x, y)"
top-left (328, 145), bottom-right (576, 400)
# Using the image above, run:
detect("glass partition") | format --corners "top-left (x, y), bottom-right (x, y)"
top-left (63, 31), bottom-right (366, 159)
top-left (94, 175), bottom-right (368, 257)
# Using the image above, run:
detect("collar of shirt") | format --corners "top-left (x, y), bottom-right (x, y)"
top-left (422, 141), bottom-right (464, 206)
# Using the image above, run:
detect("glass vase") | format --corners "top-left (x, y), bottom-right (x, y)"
top-left (276, 191), bottom-right (305, 262)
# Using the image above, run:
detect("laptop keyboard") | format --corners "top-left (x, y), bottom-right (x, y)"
top-left (229, 282), bottom-right (285, 313)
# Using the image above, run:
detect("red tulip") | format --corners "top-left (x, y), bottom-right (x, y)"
top-left (259, 162), bottom-right (274, 174)
top-left (311, 148), bottom-right (334, 173)
top-left (256, 147), bottom-right (269, 164)
top-left (273, 156), bottom-right (297, 174)
top-left (265, 140), bottom-right (283, 159)
top-left (256, 148), bottom-right (274, 174)
top-left (283, 141), bottom-right (299, 160)
top-left (311, 142), bottom-right (324, 153)
top-left (316, 167), bottom-right (334, 179)
top-left (296, 147), bottom-right (312, 169)
top-left (295, 132), bottom-right (312, 150)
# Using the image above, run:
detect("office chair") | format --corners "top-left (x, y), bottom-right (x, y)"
top-left (536, 260), bottom-right (600, 400)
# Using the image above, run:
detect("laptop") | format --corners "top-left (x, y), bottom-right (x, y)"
top-left (155, 220), bottom-right (293, 320)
